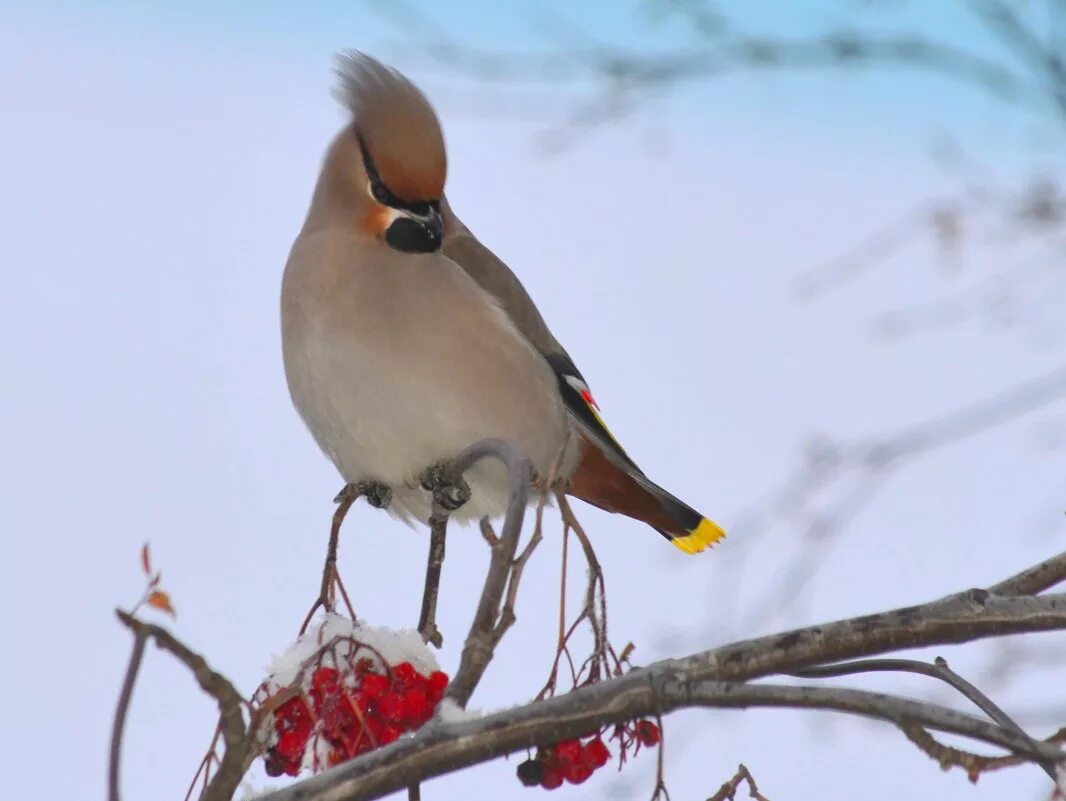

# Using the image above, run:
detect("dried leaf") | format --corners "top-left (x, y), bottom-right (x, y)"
top-left (149, 572), bottom-right (162, 588)
top-left (147, 590), bottom-right (176, 617)
top-left (140, 543), bottom-right (152, 575)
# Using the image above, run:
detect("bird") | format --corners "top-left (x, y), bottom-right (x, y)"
top-left (281, 52), bottom-right (725, 554)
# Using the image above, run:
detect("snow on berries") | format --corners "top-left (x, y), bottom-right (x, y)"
top-left (516, 720), bottom-right (661, 790)
top-left (254, 613), bottom-right (449, 777)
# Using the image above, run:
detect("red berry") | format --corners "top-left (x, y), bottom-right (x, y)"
top-left (379, 723), bottom-right (405, 744)
top-left (403, 687), bottom-right (430, 725)
top-left (583, 738), bottom-right (610, 768)
top-left (555, 739), bottom-right (582, 766)
top-left (318, 692), bottom-right (355, 735)
top-left (360, 672), bottom-right (389, 698)
top-left (563, 761), bottom-right (593, 785)
top-left (541, 764), bottom-right (564, 790)
top-left (426, 669), bottom-right (447, 699)
top-left (392, 662), bottom-right (417, 687)
top-left (312, 666), bottom-right (338, 690)
top-left (376, 692), bottom-right (405, 721)
top-left (635, 720), bottom-right (660, 746)
top-left (276, 729), bottom-right (307, 760)
top-left (277, 696), bottom-right (310, 725)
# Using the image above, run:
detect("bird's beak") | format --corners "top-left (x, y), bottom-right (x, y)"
top-left (384, 206), bottom-right (443, 254)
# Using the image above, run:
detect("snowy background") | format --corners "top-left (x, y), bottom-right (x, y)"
top-left (2, 2), bottom-right (1064, 800)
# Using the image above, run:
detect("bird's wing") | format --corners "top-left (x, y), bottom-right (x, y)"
top-left (441, 203), bottom-right (636, 469)
top-left (441, 202), bottom-right (725, 553)
top-left (441, 204), bottom-right (677, 494)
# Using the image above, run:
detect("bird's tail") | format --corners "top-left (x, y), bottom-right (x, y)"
top-left (565, 441), bottom-right (726, 554)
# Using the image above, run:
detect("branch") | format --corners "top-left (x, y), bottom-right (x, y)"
top-left (788, 656), bottom-right (1056, 777)
top-left (109, 627), bottom-right (147, 801)
top-left (256, 673), bottom-right (1062, 801)
top-left (114, 611), bottom-right (253, 801)
top-left (440, 438), bottom-right (533, 707)
top-left (969, 0), bottom-right (1066, 114)
top-left (256, 554), bottom-right (1066, 801)
top-left (707, 764), bottom-right (770, 801)
top-left (991, 550), bottom-right (1066, 596)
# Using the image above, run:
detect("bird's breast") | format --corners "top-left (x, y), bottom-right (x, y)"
top-left (281, 235), bottom-right (573, 513)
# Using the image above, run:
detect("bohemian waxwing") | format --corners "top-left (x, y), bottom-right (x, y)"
top-left (281, 52), bottom-right (725, 553)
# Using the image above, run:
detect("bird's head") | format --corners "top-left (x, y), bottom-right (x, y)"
top-left (325, 52), bottom-right (446, 254)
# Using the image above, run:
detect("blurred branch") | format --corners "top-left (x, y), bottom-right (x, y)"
top-left (257, 552), bottom-right (1066, 801)
top-left (969, 0), bottom-right (1066, 114)
top-left (728, 364), bottom-right (1066, 632)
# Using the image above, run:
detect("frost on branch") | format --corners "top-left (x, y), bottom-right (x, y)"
top-left (253, 614), bottom-right (450, 777)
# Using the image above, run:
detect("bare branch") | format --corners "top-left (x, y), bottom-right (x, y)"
top-left (255, 560), bottom-right (1066, 801)
top-left (109, 627), bottom-right (147, 801)
top-left (115, 611), bottom-right (253, 801)
top-left (787, 656), bottom-right (1056, 777)
top-left (969, 0), bottom-right (1066, 114)
top-left (255, 673), bottom-right (1062, 801)
top-left (442, 438), bottom-right (533, 707)
top-left (301, 485), bottom-right (361, 634)
top-left (706, 764), bottom-right (770, 801)
top-left (991, 550), bottom-right (1066, 596)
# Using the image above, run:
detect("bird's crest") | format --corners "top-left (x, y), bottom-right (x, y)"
top-left (334, 52), bottom-right (447, 203)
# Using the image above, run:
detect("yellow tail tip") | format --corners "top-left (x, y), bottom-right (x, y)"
top-left (671, 517), bottom-right (726, 554)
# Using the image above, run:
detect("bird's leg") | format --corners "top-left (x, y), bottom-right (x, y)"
top-left (356, 479), bottom-right (393, 509)
top-left (413, 462), bottom-right (472, 646)
top-left (419, 462), bottom-right (471, 511)
top-left (417, 503), bottom-right (448, 648)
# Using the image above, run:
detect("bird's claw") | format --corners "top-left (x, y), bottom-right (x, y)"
top-left (356, 480), bottom-right (393, 509)
top-left (420, 463), bottom-right (470, 512)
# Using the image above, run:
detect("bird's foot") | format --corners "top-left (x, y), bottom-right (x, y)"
top-left (354, 480), bottom-right (393, 509)
top-left (419, 463), bottom-right (471, 512)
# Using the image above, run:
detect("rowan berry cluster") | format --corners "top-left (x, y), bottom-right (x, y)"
top-left (515, 720), bottom-right (660, 790)
top-left (263, 659), bottom-right (449, 777)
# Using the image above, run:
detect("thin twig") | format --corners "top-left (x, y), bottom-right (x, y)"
top-left (706, 764), bottom-right (771, 801)
top-left (901, 722), bottom-right (1014, 782)
top-left (649, 712), bottom-right (671, 801)
top-left (109, 629), bottom-right (147, 801)
top-left (991, 550), bottom-right (1066, 596)
top-left (301, 485), bottom-right (361, 634)
top-left (115, 611), bottom-right (253, 801)
top-left (478, 517), bottom-right (499, 547)
top-left (787, 656), bottom-right (1056, 777)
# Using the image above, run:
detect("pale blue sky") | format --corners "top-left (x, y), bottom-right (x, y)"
top-left (2, 3), bottom-right (1064, 801)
